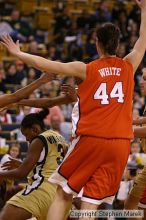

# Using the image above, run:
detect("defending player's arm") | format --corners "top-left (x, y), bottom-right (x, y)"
top-left (0, 36), bottom-right (86, 80)
top-left (18, 84), bottom-right (77, 108)
top-left (0, 73), bottom-right (53, 108)
top-left (0, 85), bottom-right (77, 111)
top-left (134, 126), bottom-right (146, 138)
top-left (0, 138), bottom-right (44, 181)
top-left (124, 0), bottom-right (146, 73)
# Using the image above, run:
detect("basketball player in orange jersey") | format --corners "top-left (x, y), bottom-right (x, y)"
top-left (1, 1), bottom-right (146, 219)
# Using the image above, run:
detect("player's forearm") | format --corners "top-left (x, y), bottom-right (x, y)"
top-left (15, 52), bottom-right (61, 75)
top-left (13, 78), bottom-right (43, 101)
top-left (0, 168), bottom-right (27, 180)
top-left (19, 96), bottom-right (73, 108)
top-left (140, 9), bottom-right (146, 39)
top-left (14, 52), bottom-right (86, 79)
top-left (133, 9), bottom-right (146, 52)
top-left (134, 126), bottom-right (146, 138)
top-left (15, 52), bottom-right (45, 71)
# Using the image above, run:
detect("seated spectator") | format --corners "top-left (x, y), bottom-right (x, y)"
top-left (15, 60), bottom-right (26, 85)
top-left (95, 1), bottom-right (112, 22)
top-left (28, 40), bottom-right (39, 55)
top-left (8, 9), bottom-right (32, 41)
top-left (27, 68), bottom-right (37, 84)
top-left (0, 143), bottom-right (22, 204)
top-left (51, 80), bottom-right (61, 97)
top-left (0, 14), bottom-right (14, 36)
top-left (5, 63), bottom-right (21, 85)
top-left (0, 143), bottom-right (21, 166)
top-left (16, 106), bottom-right (36, 123)
top-left (54, 7), bottom-right (72, 34)
top-left (0, 143), bottom-right (21, 188)
top-left (48, 44), bottom-right (61, 60)
top-left (67, 40), bottom-right (83, 61)
top-left (128, 140), bottom-right (146, 166)
top-left (44, 106), bottom-right (64, 126)
top-left (41, 82), bottom-right (56, 97)
top-left (0, 109), bottom-right (12, 124)
top-left (117, 42), bottom-right (127, 58)
top-left (49, 115), bottom-right (71, 142)
top-left (50, 115), bottom-right (61, 133)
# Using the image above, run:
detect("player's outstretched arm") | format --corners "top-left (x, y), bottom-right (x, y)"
top-left (124, 0), bottom-right (146, 73)
top-left (0, 36), bottom-right (86, 80)
top-left (18, 84), bottom-right (77, 108)
top-left (0, 73), bottom-right (54, 108)
top-left (0, 85), bottom-right (77, 111)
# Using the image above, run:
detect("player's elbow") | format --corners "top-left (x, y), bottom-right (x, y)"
top-left (16, 172), bottom-right (27, 179)
top-left (14, 168), bottom-right (29, 179)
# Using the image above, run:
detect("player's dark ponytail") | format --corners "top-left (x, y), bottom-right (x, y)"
top-left (36, 108), bottom-right (49, 121)
top-left (21, 109), bottom-right (49, 130)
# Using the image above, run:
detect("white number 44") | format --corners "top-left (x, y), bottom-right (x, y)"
top-left (94, 82), bottom-right (124, 104)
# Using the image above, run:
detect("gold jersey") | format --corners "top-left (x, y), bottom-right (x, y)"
top-left (23, 129), bottom-right (68, 195)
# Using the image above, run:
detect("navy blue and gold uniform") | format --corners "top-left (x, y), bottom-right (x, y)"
top-left (7, 130), bottom-right (68, 220)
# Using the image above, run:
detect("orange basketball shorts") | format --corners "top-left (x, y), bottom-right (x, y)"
top-left (49, 136), bottom-right (130, 204)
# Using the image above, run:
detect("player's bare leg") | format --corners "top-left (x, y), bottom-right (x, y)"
top-left (0, 204), bottom-right (32, 220)
top-left (125, 194), bottom-right (139, 209)
top-left (125, 195), bottom-right (142, 220)
top-left (79, 201), bottom-right (99, 220)
top-left (47, 186), bottom-right (72, 220)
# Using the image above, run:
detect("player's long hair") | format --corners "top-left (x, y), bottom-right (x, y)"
top-left (96, 22), bottom-right (120, 55)
top-left (21, 109), bottom-right (49, 130)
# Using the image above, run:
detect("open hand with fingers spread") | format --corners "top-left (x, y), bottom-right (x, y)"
top-left (0, 35), bottom-right (21, 56)
top-left (135, 0), bottom-right (146, 9)
top-left (61, 84), bottom-right (77, 103)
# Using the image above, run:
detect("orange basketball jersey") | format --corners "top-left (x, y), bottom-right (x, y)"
top-left (72, 57), bottom-right (134, 139)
